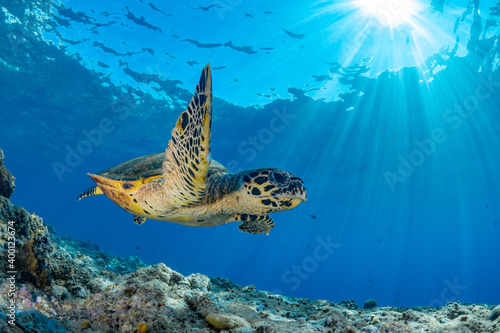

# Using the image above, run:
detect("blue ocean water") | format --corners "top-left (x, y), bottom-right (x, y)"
top-left (1, 0), bottom-right (499, 308)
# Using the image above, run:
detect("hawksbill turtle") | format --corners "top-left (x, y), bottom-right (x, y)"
top-left (77, 64), bottom-right (307, 235)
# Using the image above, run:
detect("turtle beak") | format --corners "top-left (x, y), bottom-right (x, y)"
top-left (290, 196), bottom-right (306, 207)
top-left (296, 193), bottom-right (307, 202)
top-left (293, 183), bottom-right (307, 203)
top-left (292, 177), bottom-right (307, 202)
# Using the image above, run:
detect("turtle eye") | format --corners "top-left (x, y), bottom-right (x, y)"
top-left (270, 170), bottom-right (290, 186)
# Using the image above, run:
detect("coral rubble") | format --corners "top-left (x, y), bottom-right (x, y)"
top-left (0, 147), bottom-right (499, 332)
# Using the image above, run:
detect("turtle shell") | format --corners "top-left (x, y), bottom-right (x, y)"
top-left (97, 152), bottom-right (227, 181)
top-left (97, 153), bottom-right (164, 181)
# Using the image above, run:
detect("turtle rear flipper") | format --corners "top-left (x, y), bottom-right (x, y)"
top-left (77, 186), bottom-right (103, 201)
top-left (236, 214), bottom-right (275, 235)
top-left (162, 64), bottom-right (212, 207)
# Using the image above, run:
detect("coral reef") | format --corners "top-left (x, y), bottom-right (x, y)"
top-left (1, 147), bottom-right (499, 332)
top-left (0, 147), bottom-right (15, 198)
top-left (364, 299), bottom-right (378, 310)
top-left (0, 184), bottom-right (51, 289)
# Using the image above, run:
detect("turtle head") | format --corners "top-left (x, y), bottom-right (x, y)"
top-left (238, 169), bottom-right (307, 214)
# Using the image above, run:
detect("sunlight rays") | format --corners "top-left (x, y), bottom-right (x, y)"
top-left (352, 0), bottom-right (424, 29)
top-left (309, 0), bottom-right (462, 82)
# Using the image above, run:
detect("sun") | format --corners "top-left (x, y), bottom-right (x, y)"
top-left (352, 0), bottom-right (423, 28)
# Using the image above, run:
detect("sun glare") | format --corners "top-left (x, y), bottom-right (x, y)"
top-left (353, 0), bottom-right (423, 28)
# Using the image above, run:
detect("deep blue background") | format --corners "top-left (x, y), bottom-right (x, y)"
top-left (1, 0), bottom-right (499, 307)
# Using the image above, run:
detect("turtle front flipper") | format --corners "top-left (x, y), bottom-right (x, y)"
top-left (77, 186), bottom-right (103, 201)
top-left (235, 214), bottom-right (275, 235)
top-left (133, 215), bottom-right (146, 225)
top-left (162, 64), bottom-right (212, 207)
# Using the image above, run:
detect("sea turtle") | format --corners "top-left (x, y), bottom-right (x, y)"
top-left (77, 64), bottom-right (307, 234)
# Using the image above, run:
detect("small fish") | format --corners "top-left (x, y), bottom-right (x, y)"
top-left (104, 265), bottom-right (114, 271)
top-left (282, 28), bottom-right (305, 39)
top-left (136, 246), bottom-right (140, 250)
top-left (310, 215), bottom-right (317, 219)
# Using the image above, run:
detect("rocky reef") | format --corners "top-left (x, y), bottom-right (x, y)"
top-left (0, 148), bottom-right (15, 199)
top-left (1, 148), bottom-right (499, 333)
